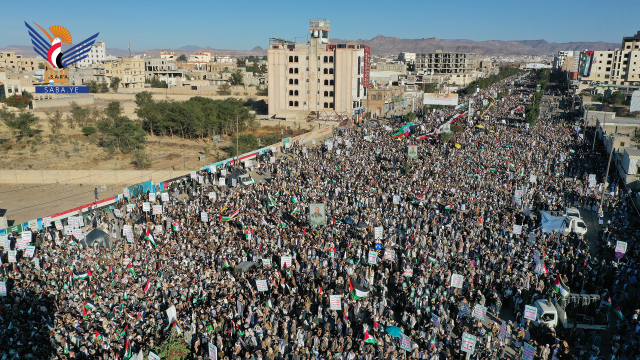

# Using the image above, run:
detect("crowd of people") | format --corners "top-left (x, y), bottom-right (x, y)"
top-left (1, 70), bottom-right (639, 360)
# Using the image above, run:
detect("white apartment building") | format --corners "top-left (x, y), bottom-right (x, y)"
top-left (75, 41), bottom-right (106, 67)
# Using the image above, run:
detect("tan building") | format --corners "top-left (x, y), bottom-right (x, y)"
top-left (189, 51), bottom-right (212, 63)
top-left (0, 51), bottom-right (44, 72)
top-left (579, 30), bottom-right (640, 91)
top-left (160, 51), bottom-right (177, 61)
top-left (103, 58), bottom-right (146, 89)
top-left (268, 19), bottom-right (368, 122)
top-left (366, 86), bottom-right (404, 118)
top-left (415, 51), bottom-right (476, 74)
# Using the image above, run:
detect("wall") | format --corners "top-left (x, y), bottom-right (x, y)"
top-left (0, 170), bottom-right (190, 185)
top-left (32, 94), bottom-right (94, 109)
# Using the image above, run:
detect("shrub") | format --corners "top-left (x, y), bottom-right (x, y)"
top-left (4, 95), bottom-right (32, 109)
top-left (82, 126), bottom-right (97, 136)
top-left (131, 150), bottom-right (152, 169)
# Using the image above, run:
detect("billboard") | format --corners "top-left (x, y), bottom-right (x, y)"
top-left (363, 46), bottom-right (371, 88)
top-left (423, 93), bottom-right (458, 106)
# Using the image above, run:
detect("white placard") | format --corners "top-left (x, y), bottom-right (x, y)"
top-left (473, 305), bottom-right (486, 321)
top-left (149, 351), bottom-right (161, 360)
top-left (162, 192), bottom-right (170, 202)
top-left (127, 204), bottom-right (135, 212)
top-left (615, 241), bottom-right (627, 254)
top-left (221, 169), bottom-right (227, 176)
top-left (256, 280), bottom-right (268, 292)
top-left (208, 192), bottom-right (217, 201)
top-left (368, 250), bottom-right (377, 265)
top-left (55, 220), bottom-right (63, 230)
top-left (262, 258), bottom-right (271, 267)
top-left (73, 228), bottom-right (83, 240)
top-left (523, 342), bottom-right (535, 360)
top-left (142, 202), bottom-right (150, 212)
top-left (329, 295), bottom-right (342, 310)
top-left (384, 250), bottom-right (396, 261)
top-left (461, 333), bottom-right (476, 353)
top-left (201, 212), bottom-right (208, 222)
top-left (208, 343), bottom-right (217, 360)
top-left (8, 251), bottom-right (17, 263)
top-left (281, 255), bottom-right (292, 268)
top-left (152, 205), bottom-right (163, 215)
top-left (43, 216), bottom-right (52, 227)
top-left (190, 171), bottom-right (197, 179)
top-left (0, 235), bottom-right (7, 249)
top-left (64, 225), bottom-right (73, 235)
top-left (524, 305), bottom-right (537, 320)
top-left (512, 225), bottom-right (522, 234)
top-left (127, 234), bottom-right (134, 243)
top-left (198, 175), bottom-right (204, 184)
top-left (393, 195), bottom-right (400, 204)
top-left (123, 225), bottom-right (133, 235)
top-left (219, 178), bottom-right (226, 186)
top-left (114, 209), bottom-right (122, 218)
top-left (374, 227), bottom-right (383, 239)
top-left (270, 156), bottom-right (276, 164)
top-left (450, 274), bottom-right (464, 288)
top-left (403, 267), bottom-right (413, 277)
top-left (149, 193), bottom-right (156, 202)
top-left (22, 231), bottom-right (32, 243)
top-left (0, 281), bottom-right (6, 296)
top-left (529, 175), bottom-right (537, 183)
top-left (24, 246), bottom-right (36, 258)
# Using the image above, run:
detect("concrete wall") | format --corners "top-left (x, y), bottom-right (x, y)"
top-left (0, 170), bottom-right (190, 185)
top-left (32, 95), bottom-right (95, 109)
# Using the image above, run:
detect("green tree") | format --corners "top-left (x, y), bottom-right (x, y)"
top-left (44, 110), bottom-right (64, 134)
top-left (237, 58), bottom-right (247, 67)
top-left (6, 112), bottom-right (39, 139)
top-left (405, 112), bottom-right (417, 122)
top-left (259, 64), bottom-right (268, 73)
top-left (438, 132), bottom-right (451, 142)
top-left (131, 150), bottom-right (152, 169)
top-left (22, 90), bottom-right (34, 99)
top-left (109, 77), bottom-right (121, 92)
top-left (70, 102), bottom-right (90, 127)
top-left (152, 334), bottom-right (190, 360)
top-left (4, 95), bottom-right (31, 109)
top-left (226, 134), bottom-right (260, 157)
top-left (0, 107), bottom-right (16, 121)
top-left (38, 62), bottom-right (45, 69)
top-left (608, 91), bottom-right (626, 105)
top-left (135, 91), bottom-right (155, 108)
top-left (148, 76), bottom-right (167, 88)
top-left (105, 101), bottom-right (123, 119)
top-left (256, 86), bottom-right (268, 96)
top-left (98, 82), bottom-right (109, 93)
top-left (97, 115), bottom-right (146, 153)
top-left (177, 54), bottom-right (187, 62)
top-left (217, 83), bottom-right (231, 95)
top-left (423, 83), bottom-right (438, 93)
top-left (87, 81), bottom-right (99, 93)
top-left (81, 126), bottom-right (97, 136)
top-left (231, 69), bottom-right (244, 85)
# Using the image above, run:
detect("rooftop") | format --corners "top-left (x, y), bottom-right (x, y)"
top-left (625, 148), bottom-right (640, 157)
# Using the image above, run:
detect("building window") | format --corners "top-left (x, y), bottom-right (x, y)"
top-left (329, 56), bottom-right (333, 63)
top-left (289, 90), bottom-right (294, 96)
top-left (294, 56), bottom-right (298, 62)
top-left (324, 56), bottom-right (328, 63)
top-left (289, 101), bottom-right (294, 106)
top-left (358, 56), bottom-right (361, 75)
top-left (294, 90), bottom-right (299, 96)
top-left (329, 102), bottom-right (334, 108)
top-left (329, 68), bottom-right (334, 74)
top-left (324, 80), bottom-right (329, 85)
top-left (294, 79), bottom-right (299, 84)
top-left (289, 68), bottom-right (293, 74)
top-left (294, 101), bottom-right (299, 106)
top-left (330, 80), bottom-right (334, 85)
top-left (324, 91), bottom-right (328, 96)
top-left (329, 91), bottom-right (334, 96)
top-left (620, 142), bottom-right (625, 147)
top-left (324, 102), bottom-right (329, 108)
top-left (294, 68), bottom-right (299, 74)
top-left (289, 79), bottom-right (294, 84)
top-left (323, 68), bottom-right (328, 74)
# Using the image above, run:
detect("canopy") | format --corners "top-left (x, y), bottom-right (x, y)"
top-left (386, 326), bottom-right (404, 337)
top-left (235, 261), bottom-right (258, 272)
top-left (539, 211), bottom-right (569, 233)
top-left (344, 217), bottom-right (355, 225)
top-left (454, 143), bottom-right (461, 149)
top-left (476, 125), bottom-right (485, 129)
top-left (79, 229), bottom-right (111, 250)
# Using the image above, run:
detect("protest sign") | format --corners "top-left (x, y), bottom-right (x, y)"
top-left (123, 225), bottom-right (133, 235)
top-left (368, 250), bottom-right (377, 265)
top-left (262, 258), bottom-right (271, 267)
top-left (43, 216), bottom-right (52, 227)
top-left (281, 255), bottom-right (292, 268)
top-left (450, 274), bottom-right (464, 288)
top-left (524, 305), bottom-right (537, 321)
top-left (25, 246), bottom-right (36, 258)
top-left (149, 193), bottom-right (156, 202)
top-left (393, 195), bottom-right (400, 204)
top-left (64, 225), bottom-right (73, 235)
top-left (201, 212), bottom-right (208, 222)
top-left (0, 282), bottom-right (6, 296)
top-left (529, 175), bottom-right (537, 183)
top-left (528, 232), bottom-right (536, 243)
top-left (431, 313), bottom-right (441, 330)
top-left (149, 351), bottom-right (161, 360)
top-left (400, 335), bottom-right (412, 351)
top-left (0, 235), bottom-right (7, 249)
top-left (522, 342), bottom-right (535, 360)
top-left (127, 204), bottom-right (135, 212)
top-left (461, 333), bottom-right (476, 353)
top-left (208, 192), bottom-right (217, 201)
top-left (208, 344), bottom-right (217, 360)
top-left (154, 225), bottom-right (163, 234)
top-left (460, 302), bottom-right (470, 316)
top-left (513, 225), bottom-right (522, 234)
top-left (219, 178), bottom-right (226, 186)
top-left (330, 295), bottom-right (342, 310)
top-left (143, 202), bottom-right (151, 212)
top-left (499, 321), bottom-right (508, 339)
top-left (153, 205), bottom-right (163, 215)
top-left (615, 241), bottom-right (627, 254)
top-left (384, 250), bottom-right (396, 261)
top-left (17, 239), bottom-right (28, 250)
top-left (55, 220), bottom-right (63, 230)
top-left (403, 267), bottom-right (413, 277)
top-left (22, 231), bottom-right (32, 243)
top-left (374, 227), bottom-right (383, 239)
top-left (8, 251), bottom-right (17, 263)
top-left (256, 280), bottom-right (268, 292)
top-left (473, 305), bottom-right (487, 321)
top-left (162, 192), bottom-right (170, 202)
top-left (190, 171), bottom-right (197, 179)
top-left (127, 234), bottom-right (134, 243)
top-left (114, 209), bottom-right (122, 218)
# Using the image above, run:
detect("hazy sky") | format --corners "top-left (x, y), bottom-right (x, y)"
top-left (2, 0), bottom-right (639, 51)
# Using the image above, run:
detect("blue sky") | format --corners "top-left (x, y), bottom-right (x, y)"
top-left (2, 0), bottom-right (638, 51)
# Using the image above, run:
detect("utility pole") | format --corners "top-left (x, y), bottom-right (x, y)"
top-left (599, 134), bottom-right (615, 213)
top-left (236, 114), bottom-right (239, 169)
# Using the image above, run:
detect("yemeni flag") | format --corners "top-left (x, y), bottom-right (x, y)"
top-left (220, 210), bottom-right (239, 221)
top-left (126, 263), bottom-right (137, 277)
top-left (124, 337), bottom-right (132, 360)
top-left (349, 278), bottom-right (369, 300)
top-left (144, 279), bottom-right (151, 294)
top-left (144, 228), bottom-right (157, 248)
top-left (552, 275), bottom-right (570, 299)
top-left (73, 270), bottom-right (91, 280)
top-left (266, 296), bottom-right (273, 308)
top-left (613, 305), bottom-right (624, 320)
top-left (364, 330), bottom-right (377, 344)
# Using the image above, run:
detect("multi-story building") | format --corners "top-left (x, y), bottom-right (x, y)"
top-left (189, 51), bottom-right (212, 63)
top-left (103, 58), bottom-right (145, 89)
top-left (366, 86), bottom-right (404, 118)
top-left (268, 19), bottom-right (369, 122)
top-left (578, 30), bottom-right (640, 92)
top-left (415, 51), bottom-right (476, 75)
top-left (75, 41), bottom-right (106, 67)
top-left (398, 52), bottom-right (416, 63)
top-left (0, 51), bottom-right (44, 72)
top-left (160, 51), bottom-right (177, 61)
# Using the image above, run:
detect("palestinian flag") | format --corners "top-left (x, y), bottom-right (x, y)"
top-left (292, 207), bottom-right (299, 215)
top-left (108, 266), bottom-right (114, 276)
top-left (124, 337), bottom-right (132, 359)
top-left (552, 276), bottom-right (570, 299)
top-left (581, 51), bottom-right (595, 77)
top-left (445, 205), bottom-right (452, 210)
top-left (64, 340), bottom-right (68, 354)
top-left (613, 305), bottom-right (624, 320)
top-left (68, 237), bottom-right (77, 246)
top-left (374, 321), bottom-right (381, 329)
top-left (266, 297), bottom-right (273, 308)
top-left (144, 228), bottom-right (157, 249)
top-left (364, 330), bottom-right (377, 344)
top-left (291, 196), bottom-right (298, 204)
top-left (82, 306), bottom-right (87, 318)
top-left (349, 278), bottom-right (369, 300)
top-left (171, 221), bottom-right (181, 231)
top-left (508, 161), bottom-right (515, 168)
top-left (281, 221), bottom-right (287, 228)
top-left (268, 195), bottom-right (277, 207)
top-left (126, 263), bottom-right (137, 277)
top-left (488, 168), bottom-right (497, 172)
top-left (144, 279), bottom-right (151, 294)
top-left (223, 259), bottom-right (230, 268)
top-left (84, 301), bottom-right (96, 310)
top-left (73, 270), bottom-right (91, 280)
top-left (568, 148), bottom-right (575, 154)
top-left (220, 210), bottom-right (239, 221)
top-left (428, 256), bottom-right (437, 264)
top-left (171, 321), bottom-right (182, 335)
top-left (95, 331), bottom-right (102, 339)
top-left (110, 275), bottom-right (118, 287)
top-left (606, 297), bottom-right (612, 309)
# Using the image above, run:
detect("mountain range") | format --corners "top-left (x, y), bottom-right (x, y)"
top-left (1, 35), bottom-right (620, 59)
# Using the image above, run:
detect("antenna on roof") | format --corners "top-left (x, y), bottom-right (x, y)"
top-left (128, 41), bottom-right (131, 58)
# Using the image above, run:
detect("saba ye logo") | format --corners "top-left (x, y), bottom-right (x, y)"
top-left (25, 22), bottom-right (99, 84)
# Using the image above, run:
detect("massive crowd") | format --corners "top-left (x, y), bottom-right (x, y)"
top-left (1, 71), bottom-right (639, 360)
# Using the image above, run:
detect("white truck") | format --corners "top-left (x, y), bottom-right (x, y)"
top-left (540, 211), bottom-right (588, 235)
top-left (531, 297), bottom-right (607, 330)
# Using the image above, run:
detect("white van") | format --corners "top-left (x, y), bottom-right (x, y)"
top-left (565, 216), bottom-right (587, 235)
